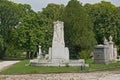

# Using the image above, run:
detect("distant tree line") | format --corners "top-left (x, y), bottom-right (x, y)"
top-left (0, 0), bottom-right (120, 59)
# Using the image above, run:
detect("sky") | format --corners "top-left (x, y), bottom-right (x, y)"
top-left (10, 0), bottom-right (120, 12)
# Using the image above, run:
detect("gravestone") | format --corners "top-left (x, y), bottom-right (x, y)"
top-left (93, 45), bottom-right (109, 64)
top-left (93, 36), bottom-right (118, 64)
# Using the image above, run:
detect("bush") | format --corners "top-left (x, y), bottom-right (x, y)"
top-left (79, 50), bottom-right (90, 60)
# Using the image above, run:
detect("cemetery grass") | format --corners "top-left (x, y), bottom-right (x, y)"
top-left (0, 60), bottom-right (81, 74)
top-left (1, 59), bottom-right (120, 74)
top-left (85, 59), bottom-right (120, 71)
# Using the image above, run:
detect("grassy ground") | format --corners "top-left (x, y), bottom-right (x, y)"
top-left (0, 60), bottom-right (80, 74)
top-left (0, 59), bottom-right (120, 74)
top-left (86, 59), bottom-right (120, 71)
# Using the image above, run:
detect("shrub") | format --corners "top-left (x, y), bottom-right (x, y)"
top-left (79, 50), bottom-right (90, 60)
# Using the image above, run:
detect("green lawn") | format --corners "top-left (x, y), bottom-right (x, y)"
top-left (0, 60), bottom-right (80, 74)
top-left (0, 59), bottom-right (120, 74)
top-left (86, 59), bottom-right (120, 71)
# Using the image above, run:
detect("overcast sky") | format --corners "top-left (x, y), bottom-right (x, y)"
top-left (10, 0), bottom-right (120, 12)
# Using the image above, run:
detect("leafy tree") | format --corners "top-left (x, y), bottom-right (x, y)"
top-left (84, 1), bottom-right (120, 53)
top-left (12, 4), bottom-right (43, 59)
top-left (37, 3), bottom-right (65, 53)
top-left (0, 0), bottom-right (21, 58)
top-left (84, 1), bottom-right (117, 44)
top-left (62, 0), bottom-right (96, 59)
top-left (113, 7), bottom-right (120, 53)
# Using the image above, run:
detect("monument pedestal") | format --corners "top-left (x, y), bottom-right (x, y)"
top-left (49, 47), bottom-right (69, 63)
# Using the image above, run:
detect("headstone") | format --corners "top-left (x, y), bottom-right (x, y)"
top-left (93, 45), bottom-right (109, 64)
top-left (93, 36), bottom-right (118, 64)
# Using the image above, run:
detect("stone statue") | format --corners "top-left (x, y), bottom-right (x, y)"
top-left (37, 45), bottom-right (43, 59)
top-left (38, 45), bottom-right (42, 56)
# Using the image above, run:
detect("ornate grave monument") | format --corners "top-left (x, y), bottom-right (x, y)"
top-left (30, 21), bottom-right (85, 66)
top-left (93, 36), bottom-right (118, 64)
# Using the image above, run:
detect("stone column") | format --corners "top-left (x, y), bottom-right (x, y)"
top-left (109, 36), bottom-right (114, 61)
top-left (38, 45), bottom-right (42, 55)
top-left (113, 46), bottom-right (117, 60)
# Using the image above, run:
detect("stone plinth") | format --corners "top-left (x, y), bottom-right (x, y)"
top-left (93, 36), bottom-right (118, 64)
top-left (30, 59), bottom-right (85, 67)
top-left (93, 45), bottom-right (109, 64)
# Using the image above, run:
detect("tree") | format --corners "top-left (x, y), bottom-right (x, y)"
top-left (37, 3), bottom-right (65, 53)
top-left (84, 1), bottom-right (120, 53)
top-left (62, 0), bottom-right (96, 59)
top-left (12, 4), bottom-right (43, 59)
top-left (0, 0), bottom-right (21, 58)
top-left (84, 1), bottom-right (117, 44)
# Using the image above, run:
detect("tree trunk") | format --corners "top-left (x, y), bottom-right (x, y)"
top-left (30, 52), bottom-right (34, 59)
top-left (26, 51), bottom-right (30, 59)
top-left (0, 48), bottom-right (6, 59)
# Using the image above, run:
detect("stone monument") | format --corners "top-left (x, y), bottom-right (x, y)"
top-left (30, 21), bottom-right (85, 66)
top-left (93, 44), bottom-right (109, 64)
top-left (49, 21), bottom-right (69, 63)
top-left (93, 36), bottom-right (118, 64)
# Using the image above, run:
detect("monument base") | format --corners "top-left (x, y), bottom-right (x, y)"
top-left (30, 59), bottom-right (85, 67)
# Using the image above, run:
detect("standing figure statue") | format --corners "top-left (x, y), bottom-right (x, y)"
top-left (37, 45), bottom-right (43, 59)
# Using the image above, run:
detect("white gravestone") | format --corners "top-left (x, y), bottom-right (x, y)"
top-left (49, 21), bottom-right (69, 62)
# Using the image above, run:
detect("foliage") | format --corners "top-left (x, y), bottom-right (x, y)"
top-left (79, 51), bottom-right (90, 60)
top-left (37, 3), bottom-right (65, 52)
top-left (62, 0), bottom-right (96, 59)
top-left (84, 1), bottom-right (120, 45)
top-left (0, 0), bottom-right (120, 59)
top-left (0, 0), bottom-right (22, 58)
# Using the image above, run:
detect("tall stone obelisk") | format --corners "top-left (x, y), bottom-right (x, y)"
top-left (49, 21), bottom-right (69, 62)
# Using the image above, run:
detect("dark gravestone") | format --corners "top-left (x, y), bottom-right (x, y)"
top-left (93, 45), bottom-right (109, 64)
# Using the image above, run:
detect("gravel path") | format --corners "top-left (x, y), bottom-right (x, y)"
top-left (0, 61), bottom-right (20, 71)
top-left (0, 70), bottom-right (120, 80)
